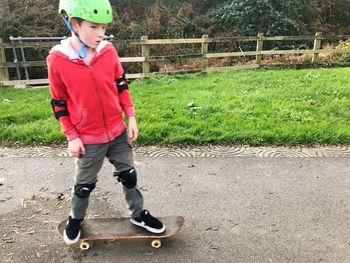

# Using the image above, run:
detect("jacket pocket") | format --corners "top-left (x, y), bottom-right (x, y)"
top-left (76, 109), bottom-right (88, 129)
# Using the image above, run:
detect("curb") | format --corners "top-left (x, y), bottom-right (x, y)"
top-left (1, 145), bottom-right (350, 158)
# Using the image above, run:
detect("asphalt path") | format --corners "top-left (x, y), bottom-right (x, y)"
top-left (0, 151), bottom-right (350, 262)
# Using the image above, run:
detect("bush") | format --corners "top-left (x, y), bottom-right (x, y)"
top-left (336, 39), bottom-right (350, 63)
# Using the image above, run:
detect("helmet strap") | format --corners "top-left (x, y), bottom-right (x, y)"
top-left (61, 15), bottom-right (73, 32)
top-left (61, 15), bottom-right (89, 59)
top-left (77, 42), bottom-right (88, 59)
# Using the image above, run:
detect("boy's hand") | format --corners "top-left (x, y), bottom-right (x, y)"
top-left (128, 116), bottom-right (138, 142)
top-left (68, 137), bottom-right (86, 158)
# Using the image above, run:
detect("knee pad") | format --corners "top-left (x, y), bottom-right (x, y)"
top-left (115, 168), bottom-right (137, 189)
top-left (74, 183), bottom-right (96, 198)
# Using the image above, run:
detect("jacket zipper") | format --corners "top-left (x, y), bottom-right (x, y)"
top-left (89, 65), bottom-right (111, 142)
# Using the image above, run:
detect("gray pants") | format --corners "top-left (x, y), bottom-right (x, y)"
top-left (70, 130), bottom-right (143, 219)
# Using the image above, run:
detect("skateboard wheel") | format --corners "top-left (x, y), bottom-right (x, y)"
top-left (79, 241), bottom-right (90, 250)
top-left (151, 239), bottom-right (161, 248)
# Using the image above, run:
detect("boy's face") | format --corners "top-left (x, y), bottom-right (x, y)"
top-left (72, 19), bottom-right (107, 48)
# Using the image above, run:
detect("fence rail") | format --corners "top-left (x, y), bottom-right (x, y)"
top-left (0, 33), bottom-right (349, 87)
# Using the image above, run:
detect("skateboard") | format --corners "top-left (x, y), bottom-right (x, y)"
top-left (57, 215), bottom-right (185, 250)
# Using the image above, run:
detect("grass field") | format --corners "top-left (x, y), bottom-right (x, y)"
top-left (1, 67), bottom-right (350, 146)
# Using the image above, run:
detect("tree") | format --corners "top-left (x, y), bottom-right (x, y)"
top-left (0, 0), bottom-right (68, 40)
top-left (214, 0), bottom-right (314, 36)
top-left (0, 0), bottom-right (10, 18)
top-left (314, 0), bottom-right (350, 33)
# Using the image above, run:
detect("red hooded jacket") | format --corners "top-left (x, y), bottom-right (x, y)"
top-left (47, 39), bottom-right (134, 144)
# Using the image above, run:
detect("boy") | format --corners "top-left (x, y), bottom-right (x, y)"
top-left (47, 0), bottom-right (165, 245)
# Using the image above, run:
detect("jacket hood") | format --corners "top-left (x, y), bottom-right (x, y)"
top-left (49, 38), bottom-right (112, 61)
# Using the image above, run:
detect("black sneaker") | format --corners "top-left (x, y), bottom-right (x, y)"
top-left (130, 210), bottom-right (166, 234)
top-left (63, 216), bottom-right (83, 245)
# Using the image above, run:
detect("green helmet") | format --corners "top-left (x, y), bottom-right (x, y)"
top-left (59, 0), bottom-right (113, 24)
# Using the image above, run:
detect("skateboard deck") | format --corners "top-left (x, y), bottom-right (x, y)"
top-left (57, 215), bottom-right (185, 250)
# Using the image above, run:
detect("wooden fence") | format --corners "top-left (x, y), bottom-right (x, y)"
top-left (0, 33), bottom-right (349, 87)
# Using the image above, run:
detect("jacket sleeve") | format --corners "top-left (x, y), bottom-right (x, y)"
top-left (113, 48), bottom-right (135, 118)
top-left (47, 54), bottom-right (79, 141)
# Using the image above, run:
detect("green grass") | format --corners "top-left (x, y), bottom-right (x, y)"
top-left (1, 67), bottom-right (350, 146)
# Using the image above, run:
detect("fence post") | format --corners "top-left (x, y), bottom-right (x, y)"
top-left (10, 36), bottom-right (21, 80)
top-left (18, 37), bottom-right (29, 80)
top-left (312, 32), bottom-right (322, 63)
top-left (141, 36), bottom-right (150, 78)
top-left (256, 33), bottom-right (264, 65)
top-left (0, 38), bottom-right (9, 81)
top-left (201, 34), bottom-right (209, 73)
